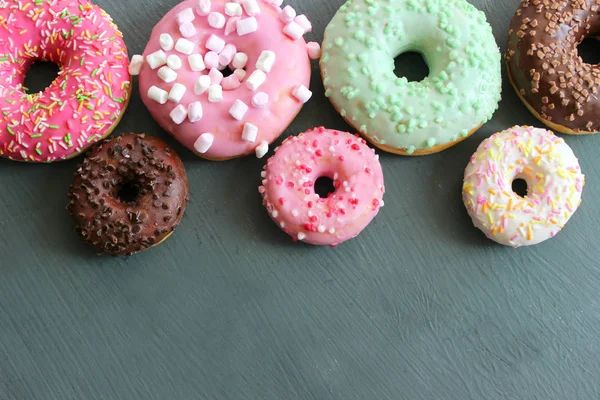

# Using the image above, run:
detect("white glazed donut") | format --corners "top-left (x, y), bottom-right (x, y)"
top-left (463, 126), bottom-right (585, 247)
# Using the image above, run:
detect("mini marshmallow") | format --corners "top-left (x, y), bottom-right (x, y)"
top-left (179, 22), bottom-right (196, 38)
top-left (176, 8), bottom-right (195, 25)
top-left (229, 99), bottom-right (249, 120)
top-left (209, 68), bottom-right (224, 85)
top-left (242, 123), bottom-right (258, 142)
top-left (128, 55), bottom-right (144, 75)
top-left (224, 17), bottom-right (240, 35)
top-left (233, 68), bottom-right (246, 81)
top-left (242, 0), bottom-right (261, 15)
top-left (167, 54), bottom-right (183, 70)
top-left (204, 51), bottom-right (220, 69)
top-left (307, 42), bottom-right (321, 59)
top-left (205, 34), bottom-right (225, 53)
top-left (170, 105), bottom-right (188, 124)
top-left (231, 52), bottom-right (248, 69)
top-left (221, 75), bottom-right (241, 90)
top-left (175, 38), bottom-right (194, 55)
top-left (255, 140), bottom-right (269, 158)
top-left (266, 0), bottom-right (283, 6)
top-left (146, 50), bottom-right (167, 69)
top-left (196, 0), bottom-right (211, 16)
top-left (256, 50), bottom-right (275, 72)
top-left (280, 5), bottom-right (295, 23)
top-left (283, 21), bottom-right (304, 40)
top-left (194, 133), bottom-right (214, 154)
top-left (218, 44), bottom-right (237, 66)
top-left (188, 101), bottom-right (203, 122)
top-left (208, 12), bottom-right (226, 28)
top-left (246, 70), bottom-right (266, 91)
top-left (224, 2), bottom-right (242, 16)
top-left (159, 33), bottom-right (174, 51)
top-left (148, 86), bottom-right (168, 104)
top-left (292, 85), bottom-right (312, 103)
top-left (251, 92), bottom-right (268, 108)
top-left (294, 15), bottom-right (312, 32)
top-left (158, 66), bottom-right (177, 83)
top-left (236, 17), bottom-right (257, 36)
top-left (208, 84), bottom-right (223, 102)
top-left (194, 75), bottom-right (211, 94)
top-left (168, 83), bottom-right (187, 103)
top-left (188, 54), bottom-right (206, 71)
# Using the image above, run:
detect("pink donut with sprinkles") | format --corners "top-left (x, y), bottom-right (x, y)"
top-left (135, 0), bottom-right (316, 161)
top-left (260, 127), bottom-right (385, 246)
top-left (0, 0), bottom-right (131, 162)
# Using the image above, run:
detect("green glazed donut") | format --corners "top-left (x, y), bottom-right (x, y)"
top-left (320, 0), bottom-right (502, 156)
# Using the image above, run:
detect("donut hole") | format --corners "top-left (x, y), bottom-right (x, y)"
top-left (221, 65), bottom-right (236, 77)
top-left (511, 178), bottom-right (529, 198)
top-left (117, 180), bottom-right (141, 204)
top-left (393, 51), bottom-right (429, 82)
top-left (314, 176), bottom-right (336, 198)
top-left (577, 37), bottom-right (600, 65)
top-left (23, 61), bottom-right (60, 94)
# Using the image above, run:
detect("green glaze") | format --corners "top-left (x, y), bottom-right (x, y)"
top-left (320, 0), bottom-right (502, 154)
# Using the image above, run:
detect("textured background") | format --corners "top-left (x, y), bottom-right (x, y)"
top-left (1, 0), bottom-right (600, 399)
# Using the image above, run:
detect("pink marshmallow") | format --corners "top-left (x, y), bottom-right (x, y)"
top-left (222, 75), bottom-right (241, 90)
top-left (219, 44), bottom-right (237, 65)
top-left (204, 51), bottom-right (220, 69)
top-left (307, 42), bottom-right (321, 59)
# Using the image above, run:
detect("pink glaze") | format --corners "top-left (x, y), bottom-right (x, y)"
top-left (138, 0), bottom-right (311, 160)
top-left (0, 0), bottom-right (130, 162)
top-left (260, 127), bottom-right (385, 246)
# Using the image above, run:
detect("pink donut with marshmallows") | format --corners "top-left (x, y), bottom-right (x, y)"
top-left (260, 127), bottom-right (385, 246)
top-left (136, 0), bottom-right (318, 160)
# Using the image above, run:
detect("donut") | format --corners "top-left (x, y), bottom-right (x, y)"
top-left (462, 126), bottom-right (585, 247)
top-left (67, 133), bottom-right (188, 256)
top-left (320, 0), bottom-right (502, 156)
top-left (507, 0), bottom-right (600, 134)
top-left (259, 127), bottom-right (385, 246)
top-left (0, 0), bottom-right (131, 162)
top-left (136, 0), bottom-right (315, 161)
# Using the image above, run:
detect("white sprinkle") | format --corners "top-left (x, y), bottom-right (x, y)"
top-left (146, 50), bottom-right (167, 69)
top-left (234, 68), bottom-right (247, 80)
top-left (196, 0), bottom-right (211, 16)
top-left (236, 17), bottom-right (258, 36)
top-left (194, 133), bottom-right (214, 154)
top-left (318, 225), bottom-right (326, 233)
top-left (307, 42), bottom-right (321, 59)
top-left (246, 70), bottom-right (266, 91)
top-left (272, 210), bottom-right (279, 218)
top-left (224, 16), bottom-right (240, 35)
top-left (208, 12), bottom-right (226, 28)
top-left (292, 85), bottom-right (312, 103)
top-left (158, 66), bottom-right (177, 83)
top-left (294, 15), bottom-right (312, 32)
top-left (224, 2), bottom-right (242, 16)
top-left (168, 83), bottom-right (187, 103)
top-left (209, 68), bottom-right (224, 85)
top-left (229, 99), bottom-right (249, 120)
top-left (170, 104), bottom-right (187, 124)
top-left (208, 84), bottom-right (223, 102)
top-left (256, 50), bottom-right (275, 72)
top-left (280, 5), bottom-right (295, 23)
top-left (219, 44), bottom-right (237, 65)
top-left (280, 221), bottom-right (286, 228)
top-left (204, 51), bottom-right (219, 69)
top-left (128, 54), bottom-right (143, 75)
top-left (251, 92), bottom-right (268, 108)
top-left (283, 21), bottom-right (304, 40)
top-left (175, 38), bottom-right (194, 55)
top-left (297, 232), bottom-right (306, 241)
top-left (328, 228), bottom-right (335, 234)
top-left (159, 33), bottom-right (174, 51)
top-left (176, 7), bottom-right (195, 25)
top-left (188, 101), bottom-right (203, 122)
top-left (291, 209), bottom-right (299, 218)
top-left (167, 54), bottom-right (182, 70)
top-left (194, 75), bottom-right (211, 94)
top-left (242, 122), bottom-right (258, 142)
top-left (188, 54), bottom-right (206, 71)
top-left (231, 52), bottom-right (248, 69)
top-left (242, 0), bottom-right (261, 15)
top-left (255, 140), bottom-right (269, 158)
top-left (206, 34), bottom-right (226, 53)
top-left (179, 21), bottom-right (196, 38)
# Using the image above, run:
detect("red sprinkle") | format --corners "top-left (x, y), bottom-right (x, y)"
top-left (309, 215), bottom-right (318, 222)
top-left (351, 144), bottom-right (360, 151)
top-left (307, 201), bottom-right (313, 208)
top-left (286, 181), bottom-right (294, 188)
top-left (279, 197), bottom-right (285, 205)
top-left (315, 149), bottom-right (323, 157)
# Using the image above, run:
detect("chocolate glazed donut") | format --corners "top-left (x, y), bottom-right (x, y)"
top-left (507, 0), bottom-right (600, 134)
top-left (67, 133), bottom-right (188, 256)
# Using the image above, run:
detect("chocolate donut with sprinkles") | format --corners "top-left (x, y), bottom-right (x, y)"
top-left (135, 0), bottom-right (317, 161)
top-left (67, 133), bottom-right (188, 256)
top-left (507, 0), bottom-right (600, 134)
top-left (0, 0), bottom-right (131, 162)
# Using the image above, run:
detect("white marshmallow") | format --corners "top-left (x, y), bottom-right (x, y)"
top-left (307, 42), bottom-right (321, 60)
top-left (221, 75), bottom-right (241, 90)
top-left (255, 140), bottom-right (269, 158)
top-left (194, 133), bottom-right (214, 154)
top-left (179, 22), bottom-right (196, 38)
top-left (208, 84), bottom-right (223, 102)
top-left (231, 52), bottom-right (248, 69)
top-left (176, 8), bottom-right (195, 25)
top-left (219, 44), bottom-right (237, 66)
top-left (168, 83), bottom-right (187, 103)
top-left (128, 55), bottom-right (144, 75)
top-left (208, 12), bottom-right (226, 28)
top-left (280, 5), bottom-right (295, 23)
top-left (170, 105), bottom-right (187, 124)
top-left (251, 92), bottom-right (268, 108)
top-left (294, 15), bottom-right (312, 32)
top-left (159, 34), bottom-right (174, 51)
top-left (148, 86), bottom-right (168, 104)
top-left (205, 34), bottom-right (225, 53)
top-left (233, 68), bottom-right (247, 81)
top-left (194, 75), bottom-right (211, 94)
top-left (246, 70), bottom-right (266, 91)
top-left (283, 21), bottom-right (304, 40)
top-left (188, 101), bottom-right (203, 122)
top-left (188, 54), bottom-right (206, 71)
top-left (256, 50), bottom-right (275, 72)
top-left (242, 0), bottom-right (261, 15)
top-left (196, 0), bottom-right (211, 16)
top-left (158, 66), bottom-right (177, 83)
top-left (146, 50), bottom-right (167, 69)
top-left (224, 17), bottom-right (240, 35)
top-left (266, 0), bottom-right (283, 6)
top-left (167, 54), bottom-right (182, 70)
top-left (229, 99), bottom-right (249, 120)
top-left (175, 38), bottom-right (194, 55)
top-left (209, 68), bottom-right (224, 85)
top-left (236, 17), bottom-right (257, 36)
top-left (292, 85), bottom-right (312, 103)
top-left (242, 123), bottom-right (258, 142)
top-left (224, 2), bottom-right (242, 16)
top-left (204, 51), bottom-right (219, 69)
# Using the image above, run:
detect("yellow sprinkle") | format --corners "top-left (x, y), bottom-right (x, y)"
top-left (550, 218), bottom-right (558, 224)
top-left (507, 198), bottom-right (512, 211)
top-left (527, 225), bottom-right (533, 241)
top-left (557, 170), bottom-right (567, 178)
top-left (487, 212), bottom-right (493, 224)
top-left (488, 189), bottom-right (496, 195)
top-left (19, 29), bottom-right (27, 35)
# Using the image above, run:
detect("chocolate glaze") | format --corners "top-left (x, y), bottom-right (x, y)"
top-left (67, 133), bottom-right (188, 256)
top-left (507, 0), bottom-right (600, 133)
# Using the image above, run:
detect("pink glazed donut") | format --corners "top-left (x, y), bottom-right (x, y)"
top-left (136, 0), bottom-right (316, 161)
top-left (0, 0), bottom-right (131, 162)
top-left (260, 127), bottom-right (385, 246)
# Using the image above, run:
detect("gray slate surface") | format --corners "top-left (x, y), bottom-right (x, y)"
top-left (1, 0), bottom-right (600, 399)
